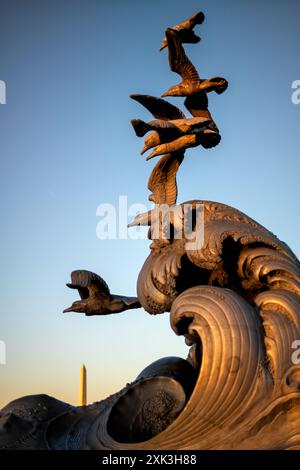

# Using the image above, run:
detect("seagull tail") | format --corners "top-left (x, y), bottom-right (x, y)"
top-left (131, 119), bottom-right (152, 137)
top-left (212, 77), bottom-right (229, 94)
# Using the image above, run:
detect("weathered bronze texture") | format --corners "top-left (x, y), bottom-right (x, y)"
top-left (162, 28), bottom-right (228, 98)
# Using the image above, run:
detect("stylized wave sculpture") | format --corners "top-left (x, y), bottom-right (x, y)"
top-left (1, 201), bottom-right (300, 449)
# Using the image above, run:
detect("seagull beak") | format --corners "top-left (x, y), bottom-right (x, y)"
top-left (63, 306), bottom-right (74, 313)
top-left (127, 219), bottom-right (138, 228)
top-left (146, 152), bottom-right (157, 161)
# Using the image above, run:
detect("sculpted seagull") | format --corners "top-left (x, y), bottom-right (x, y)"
top-left (145, 130), bottom-right (221, 160)
top-left (160, 11), bottom-right (205, 51)
top-left (162, 28), bottom-right (228, 97)
top-left (63, 270), bottom-right (140, 316)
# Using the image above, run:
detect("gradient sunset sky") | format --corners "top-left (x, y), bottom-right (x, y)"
top-left (1, 0), bottom-right (300, 408)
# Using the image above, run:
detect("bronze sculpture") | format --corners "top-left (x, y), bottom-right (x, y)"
top-left (63, 270), bottom-right (140, 316)
top-left (161, 28), bottom-right (228, 97)
top-left (1, 9), bottom-right (300, 450)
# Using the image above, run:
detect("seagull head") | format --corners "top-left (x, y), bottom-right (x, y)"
top-left (161, 86), bottom-right (182, 98)
top-left (63, 299), bottom-right (88, 314)
top-left (127, 210), bottom-right (152, 228)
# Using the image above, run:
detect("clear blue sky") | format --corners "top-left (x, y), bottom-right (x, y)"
top-left (0, 0), bottom-right (299, 408)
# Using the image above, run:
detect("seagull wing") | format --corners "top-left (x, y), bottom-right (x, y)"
top-left (148, 153), bottom-right (184, 205)
top-left (184, 93), bottom-right (219, 132)
top-left (130, 94), bottom-right (185, 120)
top-left (166, 28), bottom-right (200, 83)
top-left (184, 92), bottom-right (208, 114)
top-left (67, 270), bottom-right (111, 300)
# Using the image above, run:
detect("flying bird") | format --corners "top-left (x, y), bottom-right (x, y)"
top-left (160, 11), bottom-right (205, 51)
top-left (162, 28), bottom-right (228, 97)
top-left (130, 95), bottom-right (212, 155)
top-left (63, 270), bottom-right (140, 316)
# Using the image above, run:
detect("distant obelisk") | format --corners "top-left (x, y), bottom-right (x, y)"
top-left (79, 364), bottom-right (87, 406)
